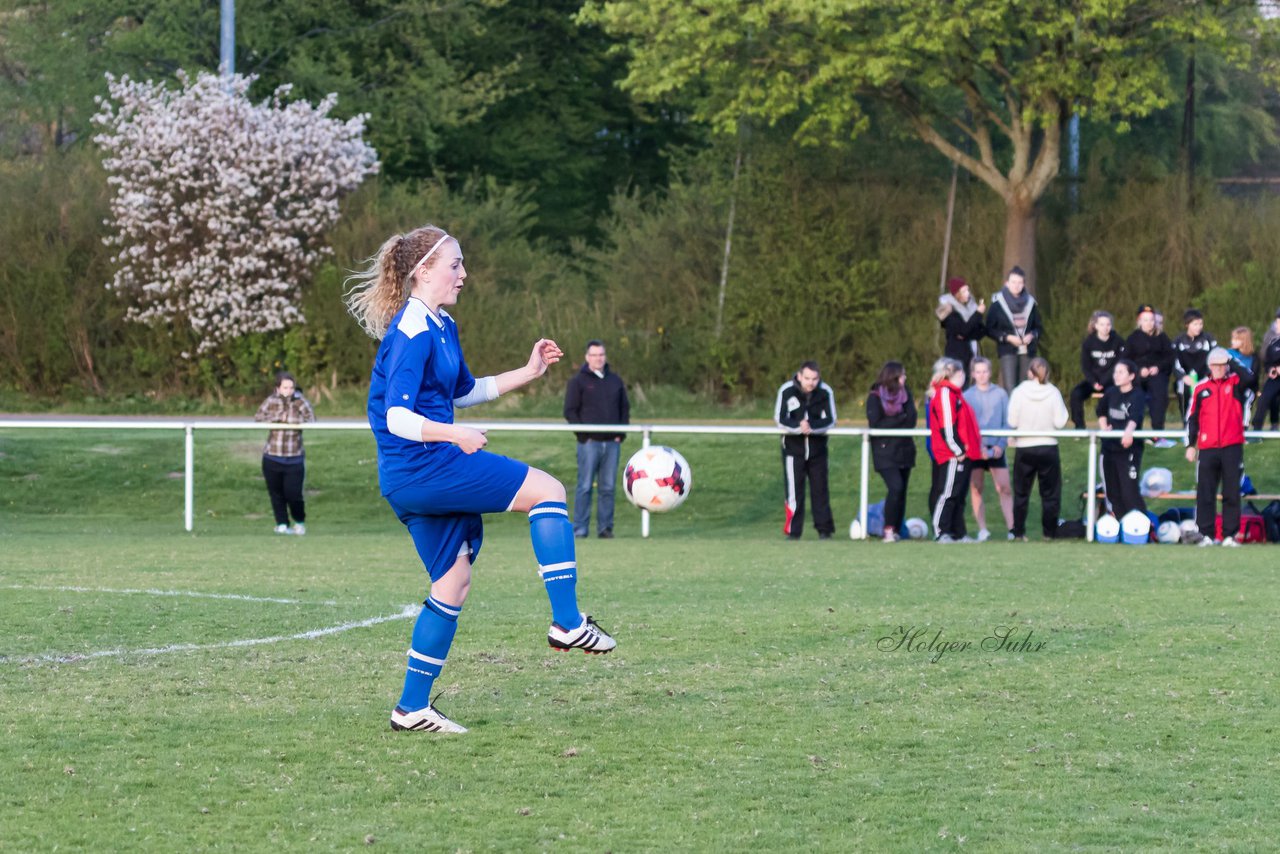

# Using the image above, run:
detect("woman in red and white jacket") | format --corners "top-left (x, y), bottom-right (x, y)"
top-left (927, 357), bottom-right (984, 542)
top-left (1185, 347), bottom-right (1254, 547)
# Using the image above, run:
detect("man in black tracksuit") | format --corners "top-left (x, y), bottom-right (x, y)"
top-left (775, 361), bottom-right (837, 539)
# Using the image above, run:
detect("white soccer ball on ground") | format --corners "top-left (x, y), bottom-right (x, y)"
top-left (623, 446), bottom-right (692, 512)
top-left (1179, 518), bottom-right (1202, 544)
top-left (1156, 520), bottom-right (1181, 544)
top-left (905, 517), bottom-right (929, 540)
top-left (849, 519), bottom-right (863, 540)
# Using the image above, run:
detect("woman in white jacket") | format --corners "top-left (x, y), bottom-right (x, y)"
top-left (1007, 358), bottom-right (1069, 541)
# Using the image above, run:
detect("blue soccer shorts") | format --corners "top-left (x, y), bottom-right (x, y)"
top-left (384, 448), bottom-right (529, 581)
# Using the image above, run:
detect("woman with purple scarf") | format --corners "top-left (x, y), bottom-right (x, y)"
top-left (985, 266), bottom-right (1043, 392)
top-left (866, 361), bottom-right (918, 542)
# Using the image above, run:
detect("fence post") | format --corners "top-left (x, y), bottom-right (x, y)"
top-left (184, 424), bottom-right (194, 533)
top-left (1085, 432), bottom-right (1098, 542)
top-left (641, 428), bottom-right (651, 539)
top-left (859, 430), bottom-right (870, 540)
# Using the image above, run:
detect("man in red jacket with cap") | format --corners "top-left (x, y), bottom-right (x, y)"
top-left (1185, 347), bottom-right (1254, 547)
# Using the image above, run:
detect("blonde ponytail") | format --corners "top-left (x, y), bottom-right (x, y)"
top-left (344, 224), bottom-right (450, 339)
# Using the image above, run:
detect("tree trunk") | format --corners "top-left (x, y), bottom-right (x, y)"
top-left (714, 143), bottom-right (743, 339)
top-left (1003, 195), bottom-right (1039, 297)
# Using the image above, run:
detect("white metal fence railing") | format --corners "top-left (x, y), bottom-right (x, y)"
top-left (1, 418), bottom-right (1275, 541)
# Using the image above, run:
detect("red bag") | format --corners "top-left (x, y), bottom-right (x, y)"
top-left (1215, 514), bottom-right (1266, 543)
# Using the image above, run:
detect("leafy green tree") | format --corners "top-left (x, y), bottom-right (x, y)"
top-left (0, 0), bottom-right (505, 170)
top-left (432, 0), bottom-right (702, 245)
top-left (581, 0), bottom-right (1278, 294)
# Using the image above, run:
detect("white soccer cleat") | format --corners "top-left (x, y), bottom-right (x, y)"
top-left (1197, 537), bottom-right (1218, 548)
top-left (291, 523), bottom-right (306, 536)
top-left (975, 529), bottom-right (991, 543)
top-left (1221, 536), bottom-right (1240, 548)
top-left (274, 524), bottom-right (291, 535)
top-left (390, 703), bottom-right (468, 734)
top-left (548, 614), bottom-right (617, 654)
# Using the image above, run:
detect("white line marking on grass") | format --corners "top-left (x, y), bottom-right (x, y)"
top-left (1, 584), bottom-right (337, 606)
top-left (3, 604), bottom-right (420, 666)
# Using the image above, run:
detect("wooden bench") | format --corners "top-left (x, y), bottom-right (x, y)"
top-left (1145, 492), bottom-right (1280, 503)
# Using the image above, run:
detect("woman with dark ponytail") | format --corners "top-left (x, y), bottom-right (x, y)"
top-left (866, 361), bottom-right (918, 542)
top-left (345, 224), bottom-right (616, 735)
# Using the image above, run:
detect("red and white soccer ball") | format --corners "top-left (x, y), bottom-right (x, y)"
top-left (623, 446), bottom-right (692, 512)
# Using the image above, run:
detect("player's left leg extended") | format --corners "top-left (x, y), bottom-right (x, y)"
top-left (512, 468), bottom-right (616, 653)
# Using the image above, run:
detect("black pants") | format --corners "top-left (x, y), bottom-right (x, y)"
top-left (1101, 445), bottom-right (1146, 519)
top-left (1176, 379), bottom-right (1197, 425)
top-left (1196, 444), bottom-right (1243, 539)
top-left (1012, 445), bottom-right (1061, 539)
top-left (782, 452), bottom-right (833, 537)
top-left (877, 466), bottom-right (912, 534)
top-left (262, 457), bottom-right (306, 525)
top-left (1251, 377), bottom-right (1280, 430)
top-left (1068, 381), bottom-right (1103, 430)
top-left (930, 458), bottom-right (969, 539)
top-left (1137, 374), bottom-right (1169, 430)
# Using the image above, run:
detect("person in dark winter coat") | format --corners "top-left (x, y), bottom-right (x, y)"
top-left (866, 361), bottom-right (918, 543)
top-left (563, 340), bottom-right (630, 539)
top-left (1172, 308), bottom-right (1218, 426)
top-left (1068, 310), bottom-right (1124, 430)
top-left (1250, 312), bottom-right (1280, 431)
top-left (936, 276), bottom-right (986, 379)
top-left (775, 361), bottom-right (838, 539)
top-left (1259, 309), bottom-right (1280, 429)
top-left (1125, 304), bottom-right (1175, 439)
top-left (985, 266), bottom-right (1043, 392)
top-left (1186, 348), bottom-right (1253, 546)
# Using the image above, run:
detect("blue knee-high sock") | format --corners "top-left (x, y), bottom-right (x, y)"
top-left (529, 501), bottom-right (582, 630)
top-left (398, 596), bottom-right (460, 712)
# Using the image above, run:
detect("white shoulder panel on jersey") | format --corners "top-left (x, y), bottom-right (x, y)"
top-left (396, 302), bottom-right (430, 339)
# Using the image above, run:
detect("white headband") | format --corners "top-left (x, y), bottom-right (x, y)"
top-left (408, 233), bottom-right (452, 278)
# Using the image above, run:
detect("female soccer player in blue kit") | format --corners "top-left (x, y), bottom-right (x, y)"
top-left (345, 224), bottom-right (616, 734)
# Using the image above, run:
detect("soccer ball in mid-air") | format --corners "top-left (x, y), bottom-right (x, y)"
top-left (623, 446), bottom-right (692, 512)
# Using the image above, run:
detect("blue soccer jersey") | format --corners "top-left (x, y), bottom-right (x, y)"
top-left (369, 298), bottom-right (478, 494)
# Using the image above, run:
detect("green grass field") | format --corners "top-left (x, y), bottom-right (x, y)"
top-left (3, 428), bottom-right (1280, 850)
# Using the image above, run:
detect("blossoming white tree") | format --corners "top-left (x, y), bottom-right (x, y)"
top-left (93, 70), bottom-right (378, 354)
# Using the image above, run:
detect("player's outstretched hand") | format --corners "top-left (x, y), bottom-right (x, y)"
top-left (528, 338), bottom-right (564, 378)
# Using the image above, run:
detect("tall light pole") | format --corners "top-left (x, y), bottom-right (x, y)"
top-left (220, 0), bottom-right (235, 78)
